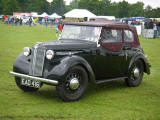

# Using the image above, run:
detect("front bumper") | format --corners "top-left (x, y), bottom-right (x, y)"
top-left (9, 71), bottom-right (59, 85)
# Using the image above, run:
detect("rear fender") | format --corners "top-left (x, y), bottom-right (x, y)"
top-left (129, 52), bottom-right (151, 75)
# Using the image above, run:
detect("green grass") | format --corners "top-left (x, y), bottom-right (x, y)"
top-left (0, 22), bottom-right (160, 120)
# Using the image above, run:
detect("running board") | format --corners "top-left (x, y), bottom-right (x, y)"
top-left (96, 77), bottom-right (128, 84)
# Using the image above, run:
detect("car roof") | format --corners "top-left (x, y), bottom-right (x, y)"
top-left (64, 18), bottom-right (136, 30)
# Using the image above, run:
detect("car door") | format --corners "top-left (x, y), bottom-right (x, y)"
top-left (94, 28), bottom-right (125, 80)
top-left (122, 29), bottom-right (138, 75)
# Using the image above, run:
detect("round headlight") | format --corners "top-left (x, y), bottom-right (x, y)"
top-left (23, 47), bottom-right (31, 56)
top-left (46, 50), bottom-right (54, 60)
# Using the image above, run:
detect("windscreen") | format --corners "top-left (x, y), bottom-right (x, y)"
top-left (59, 25), bottom-right (102, 42)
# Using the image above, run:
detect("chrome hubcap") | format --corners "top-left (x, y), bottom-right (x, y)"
top-left (69, 78), bottom-right (79, 90)
top-left (133, 68), bottom-right (140, 78)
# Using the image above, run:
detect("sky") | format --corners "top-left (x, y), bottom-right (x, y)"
top-left (47, 0), bottom-right (160, 8)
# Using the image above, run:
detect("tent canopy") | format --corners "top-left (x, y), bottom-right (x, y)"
top-left (91, 16), bottom-right (115, 21)
top-left (40, 12), bottom-right (48, 17)
top-left (64, 9), bottom-right (96, 18)
top-left (49, 13), bottom-right (61, 18)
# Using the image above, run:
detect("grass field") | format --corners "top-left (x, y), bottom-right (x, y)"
top-left (0, 22), bottom-right (160, 120)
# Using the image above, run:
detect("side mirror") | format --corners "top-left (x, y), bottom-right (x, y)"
top-left (97, 41), bottom-right (100, 47)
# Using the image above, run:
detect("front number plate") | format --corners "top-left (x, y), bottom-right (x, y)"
top-left (21, 78), bottom-right (41, 88)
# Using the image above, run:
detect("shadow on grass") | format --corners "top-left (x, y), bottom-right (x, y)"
top-left (84, 79), bottom-right (127, 97)
top-left (23, 86), bottom-right (61, 102)
top-left (23, 79), bottom-right (127, 102)
top-left (0, 115), bottom-right (65, 120)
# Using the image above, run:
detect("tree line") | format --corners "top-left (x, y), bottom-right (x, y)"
top-left (0, 0), bottom-right (65, 15)
top-left (0, 0), bottom-right (160, 18)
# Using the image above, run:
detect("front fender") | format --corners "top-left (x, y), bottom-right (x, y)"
top-left (129, 52), bottom-right (151, 75)
top-left (46, 55), bottom-right (96, 84)
top-left (13, 53), bottom-right (96, 84)
top-left (13, 53), bottom-right (30, 74)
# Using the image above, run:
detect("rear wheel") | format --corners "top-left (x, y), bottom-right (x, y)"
top-left (56, 66), bottom-right (88, 101)
top-left (125, 60), bottom-right (144, 87)
top-left (15, 77), bottom-right (42, 92)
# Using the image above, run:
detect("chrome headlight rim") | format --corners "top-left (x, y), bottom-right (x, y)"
top-left (46, 50), bottom-right (54, 60)
top-left (23, 47), bottom-right (31, 56)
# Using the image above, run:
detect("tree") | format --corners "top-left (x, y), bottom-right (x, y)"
top-left (129, 2), bottom-right (144, 17)
top-left (0, 0), bottom-right (3, 14)
top-left (71, 0), bottom-right (79, 8)
top-left (118, 0), bottom-right (130, 18)
top-left (98, 0), bottom-right (111, 15)
top-left (108, 2), bottom-right (119, 17)
top-left (145, 7), bottom-right (160, 18)
top-left (144, 5), bottom-right (152, 17)
top-left (39, 0), bottom-right (50, 14)
top-left (17, 0), bottom-right (26, 12)
top-left (16, 0), bottom-right (50, 14)
top-left (1, 0), bottom-right (21, 15)
top-left (78, 0), bottom-right (111, 15)
top-left (0, 0), bottom-right (159, 18)
top-left (154, 8), bottom-right (160, 18)
top-left (64, 0), bottom-right (80, 13)
top-left (50, 0), bottom-right (65, 15)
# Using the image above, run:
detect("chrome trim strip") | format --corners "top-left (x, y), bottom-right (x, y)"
top-left (55, 51), bottom-right (82, 56)
top-left (9, 71), bottom-right (58, 85)
top-left (32, 47), bottom-right (37, 75)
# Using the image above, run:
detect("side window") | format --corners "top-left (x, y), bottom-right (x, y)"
top-left (102, 29), bottom-right (122, 43)
top-left (124, 30), bottom-right (134, 42)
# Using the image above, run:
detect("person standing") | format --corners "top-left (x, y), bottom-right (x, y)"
top-left (45, 17), bottom-right (48, 27)
top-left (33, 18), bottom-right (38, 26)
top-left (11, 17), bottom-right (14, 25)
top-left (55, 19), bottom-right (59, 33)
top-left (15, 17), bottom-right (19, 26)
top-left (20, 18), bottom-right (23, 25)
top-left (8, 16), bottom-right (12, 24)
top-left (156, 22), bottom-right (160, 37)
top-left (58, 22), bottom-right (63, 31)
top-left (29, 17), bottom-right (32, 26)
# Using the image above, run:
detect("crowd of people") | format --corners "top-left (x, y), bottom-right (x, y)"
top-left (1, 15), bottom-right (160, 38)
top-left (0, 15), bottom-right (64, 35)
top-left (120, 17), bottom-right (160, 38)
top-left (1, 15), bottom-right (62, 28)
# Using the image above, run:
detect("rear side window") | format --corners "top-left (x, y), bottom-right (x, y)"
top-left (102, 29), bottom-right (122, 43)
top-left (124, 30), bottom-right (134, 42)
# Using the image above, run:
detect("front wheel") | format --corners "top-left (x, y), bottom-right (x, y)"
top-left (125, 60), bottom-right (144, 87)
top-left (56, 66), bottom-right (88, 101)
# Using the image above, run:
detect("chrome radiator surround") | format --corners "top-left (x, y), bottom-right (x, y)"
top-left (29, 47), bottom-right (46, 76)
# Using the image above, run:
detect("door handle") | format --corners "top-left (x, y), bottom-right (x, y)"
top-left (123, 46), bottom-right (131, 50)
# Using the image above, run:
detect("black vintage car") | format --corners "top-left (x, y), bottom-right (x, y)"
top-left (10, 19), bottom-right (151, 101)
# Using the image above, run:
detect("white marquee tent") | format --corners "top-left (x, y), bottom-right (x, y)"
top-left (64, 9), bottom-right (96, 19)
top-left (49, 13), bottom-right (61, 18)
top-left (93, 16), bottom-right (116, 21)
top-left (40, 12), bottom-right (48, 17)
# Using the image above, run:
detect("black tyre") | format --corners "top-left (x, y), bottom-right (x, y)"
top-left (56, 66), bottom-right (88, 101)
top-left (125, 59), bottom-right (144, 87)
top-left (15, 77), bottom-right (42, 92)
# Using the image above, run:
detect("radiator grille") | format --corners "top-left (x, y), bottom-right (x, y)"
top-left (29, 48), bottom-right (45, 76)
